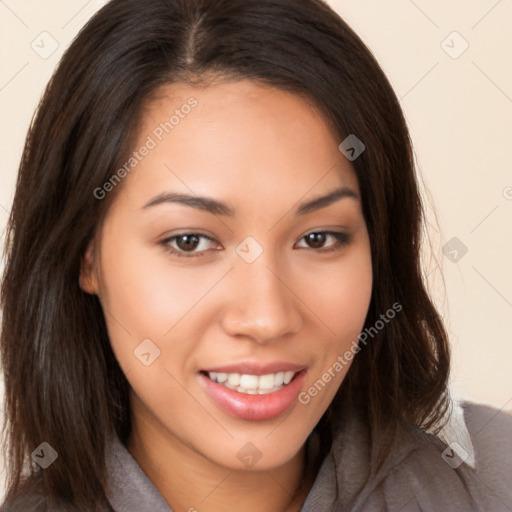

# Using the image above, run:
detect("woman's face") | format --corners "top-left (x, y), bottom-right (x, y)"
top-left (81, 79), bottom-right (372, 471)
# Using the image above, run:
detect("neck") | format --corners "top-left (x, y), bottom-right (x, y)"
top-left (126, 413), bottom-right (315, 512)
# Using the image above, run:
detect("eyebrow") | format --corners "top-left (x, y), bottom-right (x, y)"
top-left (296, 186), bottom-right (358, 215)
top-left (141, 186), bottom-right (358, 216)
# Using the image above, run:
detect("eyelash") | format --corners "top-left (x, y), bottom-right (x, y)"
top-left (160, 231), bottom-right (352, 258)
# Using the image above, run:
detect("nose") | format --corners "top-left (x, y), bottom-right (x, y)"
top-left (219, 257), bottom-right (303, 344)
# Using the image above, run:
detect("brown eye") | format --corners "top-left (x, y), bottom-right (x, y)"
top-left (161, 233), bottom-right (218, 257)
top-left (304, 232), bottom-right (327, 249)
top-left (295, 231), bottom-right (352, 251)
top-left (176, 234), bottom-right (201, 251)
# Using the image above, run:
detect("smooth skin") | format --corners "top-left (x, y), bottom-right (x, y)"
top-left (80, 79), bottom-right (373, 512)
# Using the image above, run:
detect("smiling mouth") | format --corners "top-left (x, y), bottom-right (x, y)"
top-left (200, 370), bottom-right (299, 395)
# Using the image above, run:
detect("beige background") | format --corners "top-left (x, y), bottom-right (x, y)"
top-left (0, 0), bottom-right (511, 496)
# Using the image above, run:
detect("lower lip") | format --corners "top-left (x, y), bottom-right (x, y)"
top-left (198, 370), bottom-right (307, 421)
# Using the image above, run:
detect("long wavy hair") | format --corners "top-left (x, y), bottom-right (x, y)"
top-left (1, 0), bottom-right (450, 509)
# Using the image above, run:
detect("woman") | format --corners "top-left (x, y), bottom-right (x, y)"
top-left (1, 0), bottom-right (510, 510)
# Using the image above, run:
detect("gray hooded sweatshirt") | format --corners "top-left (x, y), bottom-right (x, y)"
top-left (3, 400), bottom-right (512, 511)
top-left (103, 400), bottom-right (512, 512)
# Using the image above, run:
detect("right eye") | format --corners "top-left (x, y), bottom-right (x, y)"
top-left (160, 233), bottom-right (220, 257)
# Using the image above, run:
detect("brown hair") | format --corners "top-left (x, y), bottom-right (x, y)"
top-left (1, 0), bottom-right (450, 509)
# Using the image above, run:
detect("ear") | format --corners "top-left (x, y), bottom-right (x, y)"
top-left (79, 240), bottom-right (99, 294)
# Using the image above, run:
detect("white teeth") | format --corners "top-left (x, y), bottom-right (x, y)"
top-left (206, 370), bottom-right (299, 395)
top-left (216, 372), bottom-right (228, 383)
top-left (240, 374), bottom-right (259, 390)
top-left (258, 374), bottom-right (275, 390)
top-left (275, 371), bottom-right (285, 386)
top-left (283, 371), bottom-right (295, 385)
top-left (228, 373), bottom-right (240, 386)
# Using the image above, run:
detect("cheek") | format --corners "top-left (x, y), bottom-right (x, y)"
top-left (97, 232), bottom-right (223, 339)
top-left (333, 253), bottom-right (372, 336)
top-left (95, 228), bottom-right (228, 370)
top-left (296, 244), bottom-right (372, 415)
top-left (298, 243), bottom-right (373, 344)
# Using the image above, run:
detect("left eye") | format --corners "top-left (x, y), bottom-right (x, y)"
top-left (295, 231), bottom-right (350, 250)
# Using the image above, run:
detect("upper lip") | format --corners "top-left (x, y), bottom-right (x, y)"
top-left (201, 361), bottom-right (306, 376)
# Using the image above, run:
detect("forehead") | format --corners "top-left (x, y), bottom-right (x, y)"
top-left (116, 79), bottom-right (359, 209)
